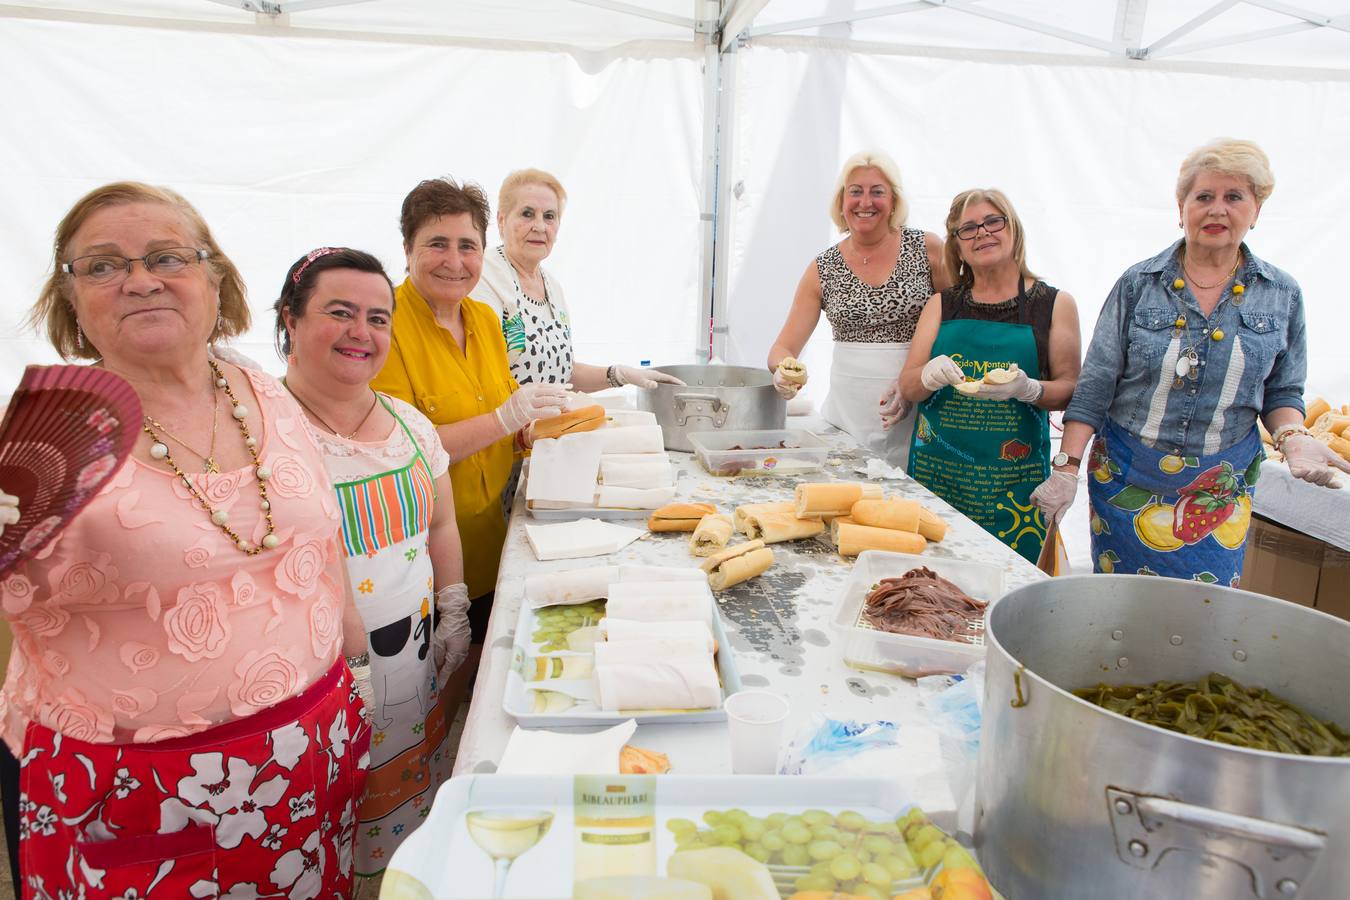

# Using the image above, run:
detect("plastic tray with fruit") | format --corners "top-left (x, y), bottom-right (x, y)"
top-left (502, 597), bottom-right (742, 726)
top-left (382, 773), bottom-right (997, 900)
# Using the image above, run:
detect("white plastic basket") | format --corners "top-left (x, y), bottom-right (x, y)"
top-left (831, 550), bottom-right (1004, 678)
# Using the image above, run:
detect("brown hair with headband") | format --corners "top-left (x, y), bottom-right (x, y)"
top-left (273, 247), bottom-right (394, 358)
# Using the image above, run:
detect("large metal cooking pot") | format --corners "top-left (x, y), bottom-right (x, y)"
top-left (636, 365), bottom-right (786, 452)
top-left (976, 575), bottom-right (1349, 899)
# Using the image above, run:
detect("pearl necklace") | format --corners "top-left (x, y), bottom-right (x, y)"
top-left (142, 360), bottom-right (278, 554)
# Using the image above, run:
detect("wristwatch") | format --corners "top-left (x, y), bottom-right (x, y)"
top-left (1051, 452), bottom-right (1082, 469)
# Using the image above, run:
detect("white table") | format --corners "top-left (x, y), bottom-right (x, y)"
top-left (451, 420), bottom-right (1046, 820)
top-left (1252, 459), bottom-right (1350, 552)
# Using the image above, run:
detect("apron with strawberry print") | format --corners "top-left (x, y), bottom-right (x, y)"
top-left (1087, 417), bottom-right (1263, 585)
top-left (17, 659), bottom-right (370, 900)
top-left (908, 317), bottom-right (1049, 564)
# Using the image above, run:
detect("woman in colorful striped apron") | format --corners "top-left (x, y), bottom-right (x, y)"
top-left (896, 189), bottom-right (1081, 564)
top-left (275, 248), bottom-right (472, 886)
top-left (1035, 139), bottom-right (1349, 583)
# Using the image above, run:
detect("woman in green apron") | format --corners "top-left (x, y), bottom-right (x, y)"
top-left (274, 248), bottom-right (473, 889)
top-left (892, 190), bottom-right (1082, 563)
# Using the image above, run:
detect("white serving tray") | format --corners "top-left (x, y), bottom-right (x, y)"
top-left (503, 599), bottom-right (742, 726)
top-left (385, 774), bottom-right (923, 900)
top-left (523, 457), bottom-right (662, 521)
top-left (832, 550), bottom-right (1004, 678)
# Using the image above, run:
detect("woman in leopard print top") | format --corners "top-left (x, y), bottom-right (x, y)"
top-left (768, 151), bottom-right (951, 465)
top-left (474, 169), bottom-right (683, 392)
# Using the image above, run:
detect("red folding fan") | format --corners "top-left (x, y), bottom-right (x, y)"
top-left (0, 365), bottom-right (142, 577)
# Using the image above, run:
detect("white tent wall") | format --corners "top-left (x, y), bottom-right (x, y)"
top-left (721, 40), bottom-right (1350, 409)
top-left (0, 14), bottom-right (706, 382)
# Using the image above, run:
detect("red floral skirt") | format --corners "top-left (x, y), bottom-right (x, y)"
top-left (18, 660), bottom-right (370, 900)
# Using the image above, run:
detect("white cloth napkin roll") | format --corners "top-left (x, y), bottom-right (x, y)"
top-left (596, 485), bottom-right (676, 509)
top-left (599, 457), bottom-right (674, 489)
top-left (604, 410), bottom-right (659, 428)
top-left (605, 584), bottom-right (712, 624)
top-left (594, 637), bottom-right (712, 664)
top-left (526, 566), bottom-right (619, 608)
top-left (596, 425), bottom-right (665, 455)
top-left (617, 564), bottom-right (707, 583)
top-left (593, 656), bottom-right (722, 711)
top-left (601, 618), bottom-right (716, 650)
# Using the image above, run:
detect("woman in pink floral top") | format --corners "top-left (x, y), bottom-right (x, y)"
top-left (1, 182), bottom-right (371, 899)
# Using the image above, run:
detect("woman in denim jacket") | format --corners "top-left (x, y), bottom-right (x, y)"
top-left (1032, 138), bottom-right (1349, 584)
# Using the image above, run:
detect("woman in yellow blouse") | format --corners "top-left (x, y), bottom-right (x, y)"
top-left (372, 178), bottom-right (567, 640)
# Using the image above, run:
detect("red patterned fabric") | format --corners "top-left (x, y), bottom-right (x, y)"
top-left (18, 661), bottom-right (370, 900)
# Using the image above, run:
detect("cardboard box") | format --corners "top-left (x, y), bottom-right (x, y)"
top-left (1242, 515), bottom-right (1322, 607)
top-left (1317, 547), bottom-right (1350, 620)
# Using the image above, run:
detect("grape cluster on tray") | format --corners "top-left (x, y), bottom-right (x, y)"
top-left (529, 599), bottom-right (606, 653)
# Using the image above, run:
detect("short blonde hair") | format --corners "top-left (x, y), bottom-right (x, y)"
top-left (498, 168), bottom-right (568, 220)
top-left (829, 151), bottom-right (908, 233)
top-left (943, 188), bottom-right (1037, 288)
top-left (1176, 138), bottom-right (1275, 205)
top-left (29, 182), bottom-right (249, 361)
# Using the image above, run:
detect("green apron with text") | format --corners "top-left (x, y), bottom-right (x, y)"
top-left (907, 318), bottom-right (1049, 563)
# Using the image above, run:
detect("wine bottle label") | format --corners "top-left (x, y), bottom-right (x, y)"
top-left (573, 775), bottom-right (657, 883)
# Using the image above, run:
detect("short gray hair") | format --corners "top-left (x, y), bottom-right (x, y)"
top-left (1176, 138), bottom-right (1275, 205)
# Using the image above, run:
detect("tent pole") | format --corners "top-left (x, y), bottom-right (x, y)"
top-left (696, 1), bottom-right (720, 363)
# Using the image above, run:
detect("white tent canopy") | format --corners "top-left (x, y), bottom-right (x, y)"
top-left (3, 0), bottom-right (1349, 401)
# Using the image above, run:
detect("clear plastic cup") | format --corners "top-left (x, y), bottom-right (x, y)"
top-left (724, 690), bottom-right (789, 774)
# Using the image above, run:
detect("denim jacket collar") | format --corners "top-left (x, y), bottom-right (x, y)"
top-left (1144, 239), bottom-right (1277, 284)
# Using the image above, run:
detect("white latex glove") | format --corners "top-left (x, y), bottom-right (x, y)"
top-left (971, 367), bottom-right (1044, 404)
top-left (350, 661), bottom-right (375, 720)
top-left (878, 381), bottom-right (910, 430)
top-left (0, 492), bottom-right (18, 538)
top-left (920, 355), bottom-right (967, 392)
top-left (771, 358), bottom-right (807, 399)
top-left (771, 369), bottom-right (801, 399)
top-left (494, 383), bottom-right (568, 435)
top-left (1282, 433), bottom-right (1350, 487)
top-left (613, 366), bottom-right (684, 390)
top-left (1030, 470), bottom-right (1079, 526)
top-left (433, 582), bottom-right (473, 686)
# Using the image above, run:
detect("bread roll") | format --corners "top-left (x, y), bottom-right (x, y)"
top-left (794, 482), bottom-right (882, 518)
top-left (647, 502), bottom-right (718, 532)
top-left (917, 506), bottom-right (948, 542)
top-left (777, 356), bottom-right (807, 385)
top-left (741, 508), bottom-right (825, 543)
top-left (954, 381), bottom-right (981, 395)
top-left (1305, 397), bottom-right (1330, 429)
top-left (531, 404), bottom-right (606, 441)
top-left (1328, 433), bottom-right (1350, 463)
top-left (829, 516), bottom-right (855, 546)
top-left (700, 539), bottom-right (765, 573)
top-left (983, 364), bottom-right (1020, 385)
top-left (689, 514), bottom-right (734, 557)
top-left (708, 547), bottom-right (774, 591)
top-left (836, 522), bottom-right (927, 557)
top-left (850, 498), bottom-right (921, 533)
top-left (734, 501), bottom-right (797, 535)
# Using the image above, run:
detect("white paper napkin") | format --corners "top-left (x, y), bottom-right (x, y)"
top-left (605, 584), bottom-right (712, 624)
top-left (594, 656), bottom-right (722, 711)
top-left (600, 618), bottom-right (716, 651)
top-left (497, 720), bottom-right (638, 775)
top-left (617, 564), bottom-right (707, 583)
top-left (599, 457), bottom-right (674, 489)
top-left (524, 518), bottom-right (646, 561)
top-left (526, 432), bottom-right (604, 505)
top-left (604, 410), bottom-right (659, 428)
top-left (596, 425), bottom-right (665, 454)
top-left (595, 485), bottom-right (676, 509)
top-left (525, 566), bottom-right (619, 608)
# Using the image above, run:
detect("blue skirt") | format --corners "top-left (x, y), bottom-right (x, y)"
top-left (1086, 419), bottom-right (1264, 586)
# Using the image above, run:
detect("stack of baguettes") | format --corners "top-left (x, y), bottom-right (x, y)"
top-left (1270, 397), bottom-right (1350, 464)
top-left (790, 481), bottom-right (949, 557)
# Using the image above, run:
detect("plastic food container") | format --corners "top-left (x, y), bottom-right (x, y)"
top-left (688, 429), bottom-right (828, 477)
top-left (831, 550), bottom-right (1004, 677)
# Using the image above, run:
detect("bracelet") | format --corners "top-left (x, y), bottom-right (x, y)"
top-left (1271, 424), bottom-right (1312, 452)
top-left (345, 652), bottom-right (370, 668)
top-left (606, 365), bottom-right (622, 388)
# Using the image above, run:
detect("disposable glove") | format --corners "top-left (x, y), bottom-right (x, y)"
top-left (494, 383), bottom-right (568, 435)
top-left (433, 582), bottom-right (473, 687)
top-left (920, 355), bottom-right (967, 392)
top-left (0, 492), bottom-right (18, 539)
top-left (878, 381), bottom-right (911, 430)
top-left (350, 660), bottom-right (375, 720)
top-left (970, 367), bottom-right (1045, 404)
top-left (772, 358), bottom-right (807, 399)
top-left (1282, 433), bottom-right (1350, 487)
top-left (613, 366), bottom-right (685, 390)
top-left (1030, 469), bottom-right (1078, 526)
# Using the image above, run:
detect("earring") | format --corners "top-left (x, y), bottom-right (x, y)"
top-left (216, 307), bottom-right (224, 333)
top-left (75, 322), bottom-right (85, 350)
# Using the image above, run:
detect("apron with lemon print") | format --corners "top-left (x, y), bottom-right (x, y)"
top-left (908, 318), bottom-right (1049, 564)
top-left (1087, 417), bottom-right (1263, 585)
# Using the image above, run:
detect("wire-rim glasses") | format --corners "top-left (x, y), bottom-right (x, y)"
top-left (62, 247), bottom-right (210, 284)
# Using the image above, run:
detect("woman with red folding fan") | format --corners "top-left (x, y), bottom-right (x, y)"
top-left (2, 182), bottom-right (371, 899)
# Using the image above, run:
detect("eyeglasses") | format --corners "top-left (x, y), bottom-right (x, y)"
top-left (62, 247), bottom-right (209, 284)
top-left (954, 215), bottom-right (1008, 241)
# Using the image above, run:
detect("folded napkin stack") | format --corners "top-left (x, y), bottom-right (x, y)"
top-left (527, 419), bottom-right (676, 512)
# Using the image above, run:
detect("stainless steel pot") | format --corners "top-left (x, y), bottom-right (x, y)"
top-left (636, 365), bottom-right (786, 452)
top-left (976, 575), bottom-right (1349, 899)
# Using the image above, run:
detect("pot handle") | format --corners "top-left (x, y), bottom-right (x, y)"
top-left (672, 392), bottom-right (730, 428)
top-left (1107, 788), bottom-right (1325, 898)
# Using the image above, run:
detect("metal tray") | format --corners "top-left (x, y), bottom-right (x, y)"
top-left (523, 457), bottom-right (663, 521)
top-left (503, 598), bottom-right (742, 726)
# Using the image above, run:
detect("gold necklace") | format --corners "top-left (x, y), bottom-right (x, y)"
top-left (1181, 251), bottom-right (1241, 290)
top-left (144, 390), bottom-right (220, 473)
top-left (286, 384), bottom-right (380, 440)
top-left (143, 360), bottom-right (277, 554)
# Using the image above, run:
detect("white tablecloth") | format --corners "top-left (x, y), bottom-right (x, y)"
top-left (1253, 459), bottom-right (1350, 551)
top-left (451, 417), bottom-right (1046, 824)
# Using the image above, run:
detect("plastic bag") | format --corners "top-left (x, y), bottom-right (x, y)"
top-left (778, 714), bottom-right (898, 776)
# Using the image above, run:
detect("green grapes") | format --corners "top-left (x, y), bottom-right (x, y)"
top-left (807, 839), bottom-right (843, 861)
top-left (861, 862), bottom-right (891, 887)
top-left (862, 834), bottom-right (893, 856)
top-left (740, 819), bottom-right (766, 842)
top-left (666, 818), bottom-right (697, 835)
top-left (829, 853), bottom-right (862, 882)
top-left (917, 839), bottom-right (947, 869)
top-left (780, 844), bottom-right (810, 867)
top-left (743, 842), bottom-right (770, 863)
top-left (781, 822), bottom-right (812, 845)
top-left (764, 813), bottom-right (789, 829)
top-left (837, 810), bottom-right (868, 832)
top-left (759, 830), bottom-right (785, 852)
top-left (801, 809), bottom-right (832, 827)
top-left (794, 873), bottom-right (835, 893)
top-left (531, 600), bottom-right (605, 652)
top-left (711, 824), bottom-right (741, 845)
